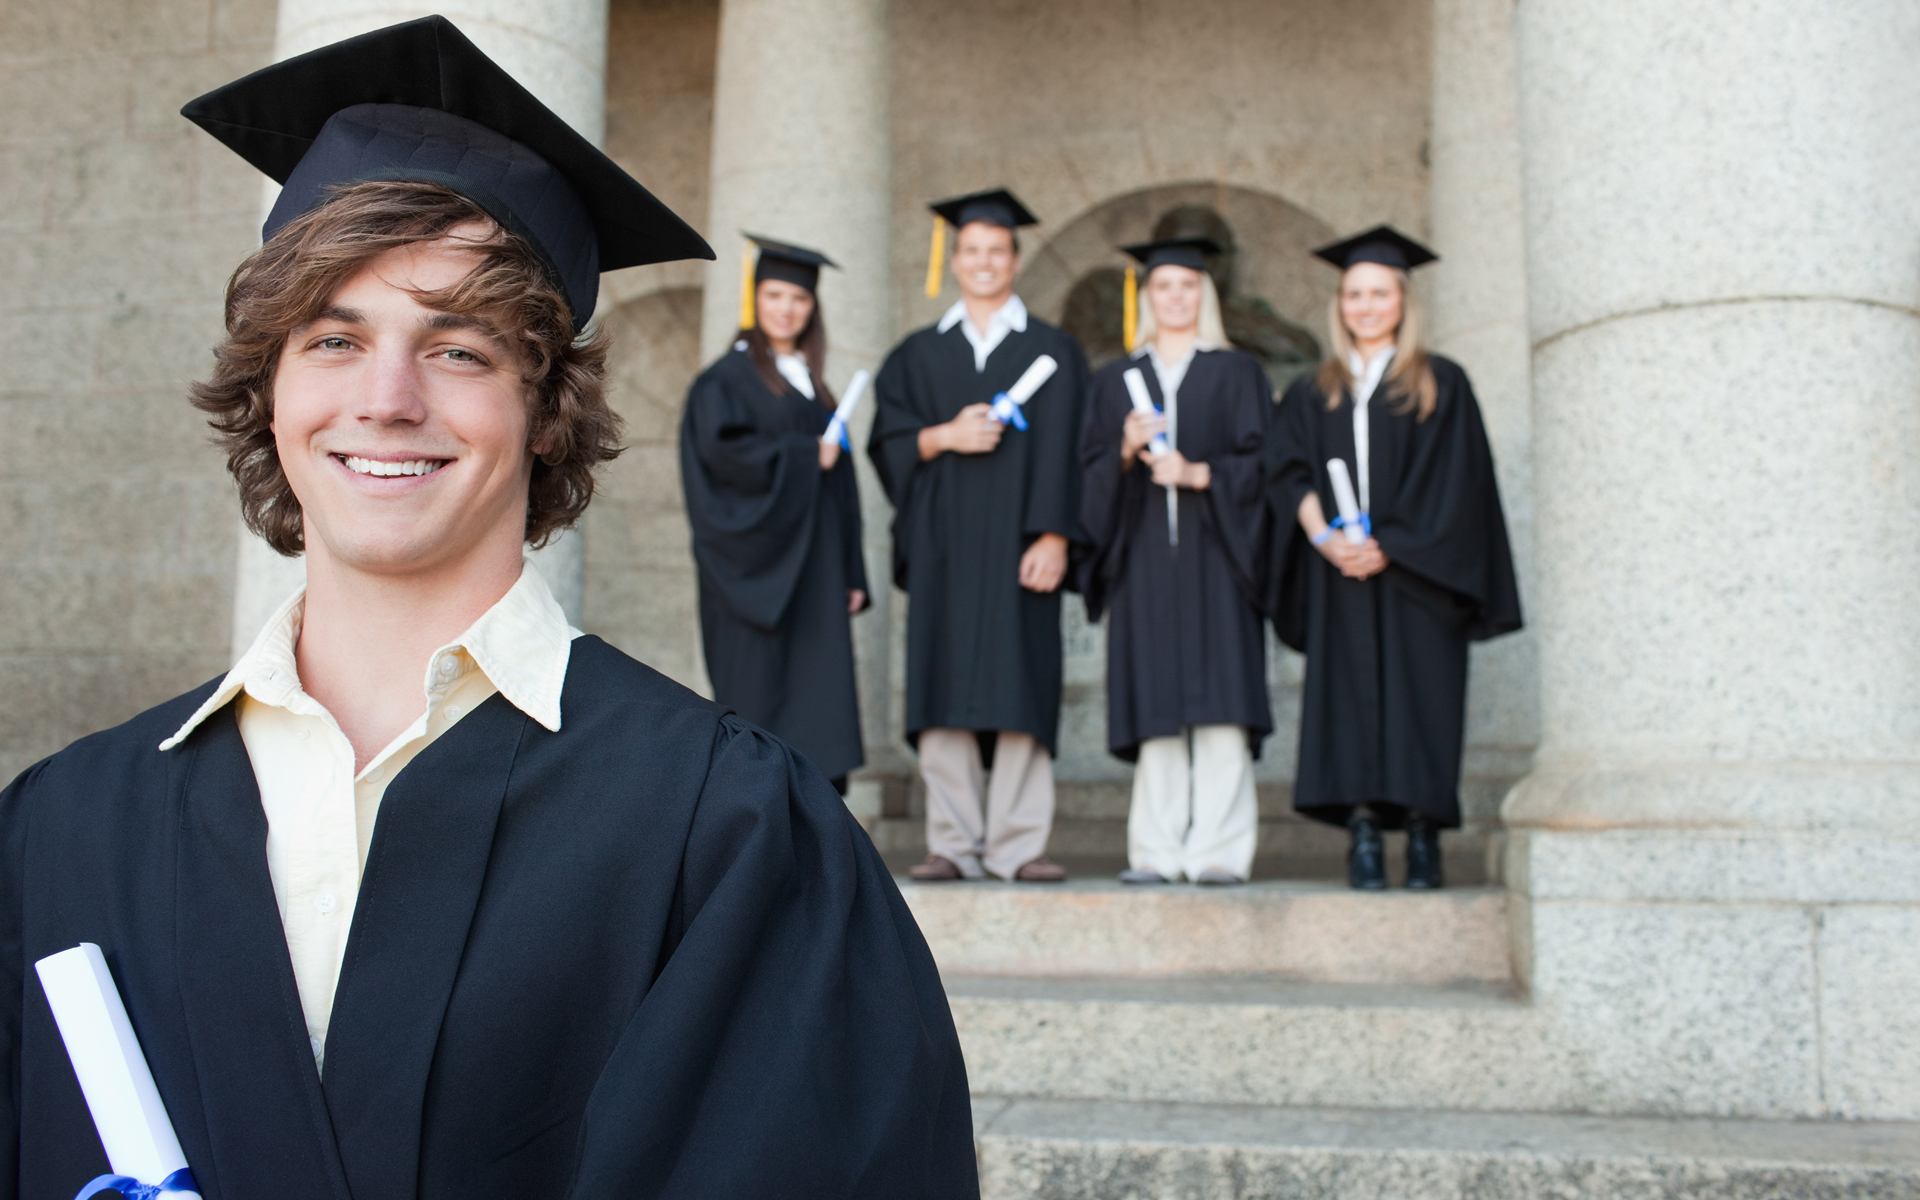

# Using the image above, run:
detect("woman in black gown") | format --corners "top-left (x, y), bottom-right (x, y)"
top-left (1080, 237), bottom-right (1273, 885)
top-left (1264, 226), bottom-right (1522, 889)
top-left (680, 236), bottom-right (869, 790)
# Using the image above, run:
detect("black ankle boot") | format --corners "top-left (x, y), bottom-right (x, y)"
top-left (1347, 812), bottom-right (1386, 890)
top-left (1405, 815), bottom-right (1445, 889)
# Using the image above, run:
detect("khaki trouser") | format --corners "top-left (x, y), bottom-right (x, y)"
top-left (919, 729), bottom-right (1055, 880)
top-left (1128, 724), bottom-right (1258, 881)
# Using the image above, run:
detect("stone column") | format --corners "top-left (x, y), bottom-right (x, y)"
top-left (702, 0), bottom-right (898, 795)
top-left (230, 0), bottom-right (610, 657)
top-left (1508, 1), bottom-right (1920, 1117)
top-left (1427, 0), bottom-right (1537, 863)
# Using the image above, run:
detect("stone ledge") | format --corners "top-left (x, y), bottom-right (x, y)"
top-left (1504, 763), bottom-right (1920, 834)
top-left (904, 880), bottom-right (1512, 984)
top-left (975, 1097), bottom-right (1920, 1200)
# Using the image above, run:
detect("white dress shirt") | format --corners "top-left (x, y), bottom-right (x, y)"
top-left (773, 352), bottom-right (816, 399)
top-left (938, 294), bottom-right (1028, 372)
top-left (1346, 346), bottom-right (1395, 512)
top-left (160, 562), bottom-right (577, 1072)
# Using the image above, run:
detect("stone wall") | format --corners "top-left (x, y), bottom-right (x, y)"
top-left (0, 0), bottom-right (276, 783)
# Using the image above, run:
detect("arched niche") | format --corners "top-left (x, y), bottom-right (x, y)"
top-left (581, 285), bottom-right (711, 695)
top-left (1020, 183), bottom-right (1339, 390)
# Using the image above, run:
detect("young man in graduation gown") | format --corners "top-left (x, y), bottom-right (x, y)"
top-left (681, 236), bottom-right (868, 791)
top-left (1079, 239), bottom-right (1274, 885)
top-left (1265, 226), bottom-right (1522, 891)
top-left (868, 189), bottom-right (1090, 883)
top-left (0, 20), bottom-right (974, 1200)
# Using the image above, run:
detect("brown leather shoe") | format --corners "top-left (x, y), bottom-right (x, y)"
top-left (1014, 855), bottom-right (1068, 883)
top-left (908, 854), bottom-right (965, 882)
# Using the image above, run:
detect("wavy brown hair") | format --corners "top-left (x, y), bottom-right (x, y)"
top-left (190, 180), bottom-right (619, 555)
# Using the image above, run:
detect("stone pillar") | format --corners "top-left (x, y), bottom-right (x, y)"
top-left (702, 0), bottom-right (898, 791)
top-left (230, 0), bottom-right (610, 657)
top-left (1427, 0), bottom-right (1537, 861)
top-left (1508, 1), bottom-right (1920, 1117)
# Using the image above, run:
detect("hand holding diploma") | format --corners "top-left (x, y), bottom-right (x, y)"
top-left (988, 354), bottom-right (1059, 429)
top-left (35, 944), bottom-right (200, 1200)
top-left (1121, 368), bottom-right (1169, 460)
top-left (820, 368), bottom-right (871, 452)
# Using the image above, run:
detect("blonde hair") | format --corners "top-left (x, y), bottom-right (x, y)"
top-left (1316, 266), bottom-right (1438, 420)
top-left (1135, 267), bottom-right (1229, 351)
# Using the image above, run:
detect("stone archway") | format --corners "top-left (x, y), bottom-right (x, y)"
top-left (581, 286), bottom-right (710, 695)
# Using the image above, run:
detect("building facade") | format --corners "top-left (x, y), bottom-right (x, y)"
top-left (2, 0), bottom-right (1916, 1165)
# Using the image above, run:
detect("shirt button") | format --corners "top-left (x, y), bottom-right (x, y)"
top-left (294, 727), bottom-right (311, 741)
top-left (310, 1036), bottom-right (323, 1060)
top-left (438, 655), bottom-right (460, 678)
top-left (365, 766), bottom-right (383, 783)
top-left (444, 705), bottom-right (462, 722)
top-left (316, 892), bottom-right (337, 914)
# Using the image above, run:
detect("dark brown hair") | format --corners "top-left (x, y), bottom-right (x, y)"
top-left (190, 180), bottom-right (620, 555)
top-left (737, 292), bottom-right (836, 409)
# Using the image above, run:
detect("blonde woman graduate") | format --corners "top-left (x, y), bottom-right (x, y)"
top-left (680, 236), bottom-right (870, 791)
top-left (1078, 237), bottom-right (1275, 885)
top-left (1264, 226), bottom-right (1522, 890)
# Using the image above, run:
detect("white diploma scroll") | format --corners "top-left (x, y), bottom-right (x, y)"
top-left (36, 944), bottom-right (195, 1193)
top-left (1120, 368), bottom-right (1170, 457)
top-left (989, 354), bottom-right (1060, 426)
top-left (1326, 458), bottom-right (1367, 544)
top-left (1123, 367), bottom-right (1178, 545)
top-left (821, 368), bottom-right (871, 449)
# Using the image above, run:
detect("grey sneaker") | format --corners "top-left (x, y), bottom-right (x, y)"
top-left (1194, 867), bottom-right (1243, 886)
top-left (1117, 868), bottom-right (1169, 885)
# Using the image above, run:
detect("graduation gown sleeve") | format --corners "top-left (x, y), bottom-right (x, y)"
top-left (680, 360), bottom-right (828, 631)
top-left (867, 343), bottom-right (927, 591)
top-left (569, 713), bottom-right (972, 1197)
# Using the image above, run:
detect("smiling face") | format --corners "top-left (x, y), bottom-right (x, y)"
top-left (270, 223), bottom-right (537, 581)
top-left (755, 277), bottom-right (815, 350)
top-left (1146, 264), bottom-right (1205, 336)
top-left (951, 221), bottom-right (1018, 303)
top-left (1339, 262), bottom-right (1405, 351)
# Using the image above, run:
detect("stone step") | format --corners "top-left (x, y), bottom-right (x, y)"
top-left (974, 1096), bottom-right (1920, 1200)
top-left (902, 879), bottom-right (1511, 985)
top-left (947, 976), bottom-right (1571, 1114)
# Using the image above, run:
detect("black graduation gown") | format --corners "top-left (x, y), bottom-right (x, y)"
top-left (1264, 353), bottom-right (1522, 828)
top-left (1079, 348), bottom-right (1273, 761)
top-left (0, 637), bottom-right (974, 1200)
top-left (867, 314), bottom-right (1089, 754)
top-left (681, 348), bottom-right (869, 781)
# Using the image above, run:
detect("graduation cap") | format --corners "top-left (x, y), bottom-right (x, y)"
top-left (1312, 225), bottom-right (1438, 273)
top-left (736, 234), bottom-right (837, 328)
top-left (180, 15), bottom-right (714, 329)
top-left (1117, 237), bottom-right (1224, 352)
top-left (923, 188), bottom-right (1038, 298)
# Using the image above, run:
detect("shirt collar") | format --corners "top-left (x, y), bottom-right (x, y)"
top-left (161, 559), bottom-right (578, 750)
top-left (937, 293), bottom-right (1028, 335)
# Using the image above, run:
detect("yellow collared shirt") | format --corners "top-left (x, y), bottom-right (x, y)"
top-left (161, 562), bottom-right (576, 1072)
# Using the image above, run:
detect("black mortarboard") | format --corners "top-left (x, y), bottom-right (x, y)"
top-left (928, 188), bottom-right (1039, 231)
top-left (745, 234), bottom-right (837, 293)
top-left (1312, 225), bottom-right (1438, 272)
top-left (1121, 236), bottom-right (1224, 275)
top-left (180, 15), bottom-right (713, 328)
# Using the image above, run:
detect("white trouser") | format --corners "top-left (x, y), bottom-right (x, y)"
top-left (1127, 724), bottom-right (1258, 881)
top-left (920, 729), bottom-right (1056, 880)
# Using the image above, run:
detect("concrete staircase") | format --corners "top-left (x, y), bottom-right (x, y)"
top-left (899, 879), bottom-right (1920, 1199)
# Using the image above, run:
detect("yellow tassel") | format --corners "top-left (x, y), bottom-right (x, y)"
top-left (1122, 265), bottom-right (1138, 352)
top-left (924, 216), bottom-right (946, 299)
top-left (738, 239), bottom-right (757, 330)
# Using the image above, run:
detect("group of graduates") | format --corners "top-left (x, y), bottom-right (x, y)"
top-left (682, 190), bottom-right (1523, 892)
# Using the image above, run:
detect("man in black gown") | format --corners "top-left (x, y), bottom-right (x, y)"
top-left (681, 238), bottom-right (868, 790)
top-left (869, 189), bottom-right (1089, 883)
top-left (0, 21), bottom-right (973, 1200)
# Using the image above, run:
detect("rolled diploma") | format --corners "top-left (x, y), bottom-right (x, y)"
top-left (1120, 369), bottom-right (1169, 456)
top-left (1326, 458), bottom-right (1367, 544)
top-left (36, 944), bottom-right (192, 1189)
top-left (991, 354), bottom-right (1059, 424)
top-left (821, 368), bottom-right (871, 448)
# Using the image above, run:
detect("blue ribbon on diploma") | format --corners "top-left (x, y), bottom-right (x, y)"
top-left (75, 1168), bottom-right (199, 1200)
top-left (1328, 512), bottom-right (1372, 538)
top-left (988, 391), bottom-right (1028, 430)
top-left (820, 369), bottom-right (872, 452)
